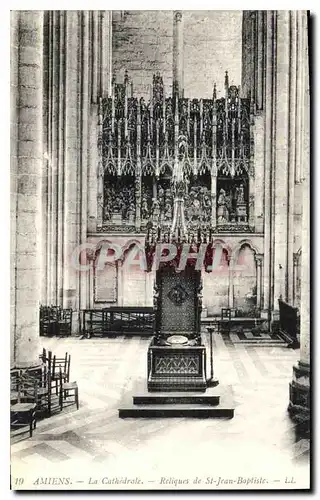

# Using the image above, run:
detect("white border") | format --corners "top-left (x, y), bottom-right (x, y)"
top-left (1, 2), bottom-right (319, 499)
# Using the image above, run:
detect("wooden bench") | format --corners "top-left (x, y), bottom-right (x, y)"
top-left (202, 315), bottom-right (265, 333)
top-left (81, 307), bottom-right (154, 338)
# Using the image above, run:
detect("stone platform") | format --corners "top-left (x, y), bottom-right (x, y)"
top-left (118, 382), bottom-right (234, 418)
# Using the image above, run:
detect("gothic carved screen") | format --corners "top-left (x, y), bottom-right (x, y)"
top-left (97, 71), bottom-right (255, 235)
top-left (158, 267), bottom-right (199, 334)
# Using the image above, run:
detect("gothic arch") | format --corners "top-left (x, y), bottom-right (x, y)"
top-left (230, 238), bottom-right (260, 268)
top-left (210, 238), bottom-right (232, 262)
top-left (230, 239), bottom-right (262, 314)
top-left (121, 239), bottom-right (148, 306)
top-left (95, 238), bottom-right (115, 255)
top-left (121, 239), bottom-right (145, 262)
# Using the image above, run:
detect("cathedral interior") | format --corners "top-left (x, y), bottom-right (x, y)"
top-left (10, 10), bottom-right (310, 489)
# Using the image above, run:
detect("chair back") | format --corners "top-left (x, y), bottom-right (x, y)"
top-left (52, 352), bottom-right (68, 377)
top-left (17, 372), bottom-right (38, 404)
top-left (10, 369), bottom-right (20, 393)
top-left (42, 365), bottom-right (51, 389)
top-left (221, 308), bottom-right (231, 321)
top-left (66, 354), bottom-right (71, 382)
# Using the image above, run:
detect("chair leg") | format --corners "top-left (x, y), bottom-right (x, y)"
top-left (29, 412), bottom-right (33, 437)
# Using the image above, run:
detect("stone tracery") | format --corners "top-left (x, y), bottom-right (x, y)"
top-left (97, 70), bottom-right (255, 235)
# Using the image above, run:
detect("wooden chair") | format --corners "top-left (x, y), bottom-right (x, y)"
top-left (39, 347), bottom-right (47, 364)
top-left (57, 308), bottom-right (72, 336)
top-left (11, 373), bottom-right (38, 438)
top-left (51, 353), bottom-right (71, 395)
top-left (39, 305), bottom-right (51, 336)
top-left (36, 366), bottom-right (52, 417)
top-left (59, 366), bottom-right (79, 411)
top-left (219, 308), bottom-right (232, 334)
top-left (10, 368), bottom-right (20, 405)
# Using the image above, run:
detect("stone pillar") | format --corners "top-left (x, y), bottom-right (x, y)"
top-left (79, 10), bottom-right (90, 310)
top-left (289, 11), bottom-right (309, 425)
top-left (92, 11), bottom-right (100, 104)
top-left (101, 11), bottom-right (112, 98)
top-left (256, 11), bottom-right (265, 111)
top-left (262, 11), bottom-right (275, 318)
top-left (255, 254), bottom-right (263, 310)
top-left (173, 11), bottom-right (184, 97)
top-left (293, 251), bottom-right (301, 307)
top-left (63, 11), bottom-right (82, 311)
top-left (43, 11), bottom-right (113, 319)
top-left (287, 11), bottom-right (297, 304)
top-left (90, 11), bottom-right (113, 234)
top-left (228, 257), bottom-right (234, 309)
top-left (273, 11), bottom-right (290, 307)
top-left (211, 170), bottom-right (217, 228)
top-left (289, 175), bottom-right (309, 425)
top-left (11, 11), bottom-right (43, 368)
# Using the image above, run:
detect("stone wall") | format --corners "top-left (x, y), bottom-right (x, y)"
top-left (112, 10), bottom-right (174, 99)
top-left (112, 10), bottom-right (242, 98)
top-left (183, 11), bottom-right (242, 98)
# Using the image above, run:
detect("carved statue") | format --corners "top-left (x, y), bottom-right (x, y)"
top-left (141, 196), bottom-right (149, 220)
top-left (113, 196), bottom-right (122, 213)
top-left (191, 198), bottom-right (201, 222)
top-left (103, 205), bottom-right (111, 221)
top-left (190, 232), bottom-right (198, 245)
top-left (164, 200), bottom-right (173, 222)
top-left (236, 183), bottom-right (245, 204)
top-left (158, 187), bottom-right (165, 211)
top-left (217, 188), bottom-right (229, 223)
top-left (151, 198), bottom-right (160, 222)
top-left (218, 188), bottom-right (226, 205)
top-left (126, 203), bottom-right (135, 223)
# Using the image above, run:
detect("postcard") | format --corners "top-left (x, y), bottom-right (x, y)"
top-left (10, 8), bottom-right (310, 491)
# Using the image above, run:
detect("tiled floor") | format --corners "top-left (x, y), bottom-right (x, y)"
top-left (11, 333), bottom-right (310, 490)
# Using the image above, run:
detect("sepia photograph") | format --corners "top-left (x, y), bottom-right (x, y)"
top-left (9, 6), bottom-right (311, 491)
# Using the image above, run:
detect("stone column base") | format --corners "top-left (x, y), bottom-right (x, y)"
top-left (288, 361), bottom-right (310, 429)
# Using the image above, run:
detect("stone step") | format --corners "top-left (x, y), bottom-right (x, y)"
top-left (133, 393), bottom-right (220, 406)
top-left (118, 404), bottom-right (234, 418)
top-left (119, 385), bottom-right (234, 419)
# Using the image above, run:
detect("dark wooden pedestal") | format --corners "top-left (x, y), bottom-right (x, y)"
top-left (147, 340), bottom-right (207, 392)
